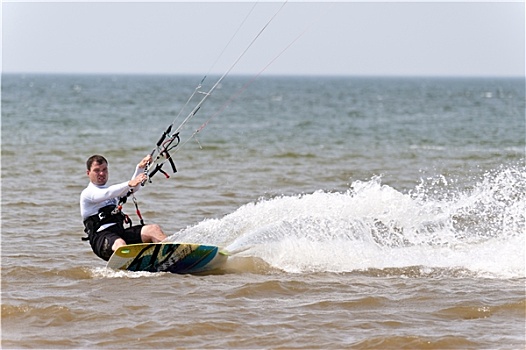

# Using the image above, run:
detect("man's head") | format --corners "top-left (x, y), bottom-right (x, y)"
top-left (86, 155), bottom-right (109, 186)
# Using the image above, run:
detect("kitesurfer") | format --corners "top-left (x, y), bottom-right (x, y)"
top-left (80, 154), bottom-right (167, 261)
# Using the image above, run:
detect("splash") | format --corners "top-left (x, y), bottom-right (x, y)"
top-left (171, 163), bottom-right (525, 278)
top-left (90, 267), bottom-right (160, 279)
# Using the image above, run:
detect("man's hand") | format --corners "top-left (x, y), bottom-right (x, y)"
top-left (138, 155), bottom-right (152, 169)
top-left (128, 173), bottom-right (148, 187)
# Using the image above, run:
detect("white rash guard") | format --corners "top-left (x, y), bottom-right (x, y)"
top-left (80, 165), bottom-right (143, 231)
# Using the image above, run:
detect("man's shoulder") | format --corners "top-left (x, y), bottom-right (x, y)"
top-left (80, 182), bottom-right (99, 197)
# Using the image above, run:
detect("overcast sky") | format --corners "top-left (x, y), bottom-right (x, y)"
top-left (2, 1), bottom-right (524, 77)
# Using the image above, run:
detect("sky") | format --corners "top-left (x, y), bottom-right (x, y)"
top-left (2, 1), bottom-right (525, 77)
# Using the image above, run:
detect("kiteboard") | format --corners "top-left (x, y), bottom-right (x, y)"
top-left (106, 242), bottom-right (228, 274)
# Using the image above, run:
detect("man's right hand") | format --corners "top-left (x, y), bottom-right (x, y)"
top-left (128, 173), bottom-right (147, 187)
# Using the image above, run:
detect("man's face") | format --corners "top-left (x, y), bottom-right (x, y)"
top-left (87, 161), bottom-right (109, 186)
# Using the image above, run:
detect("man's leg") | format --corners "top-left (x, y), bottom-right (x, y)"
top-left (140, 224), bottom-right (167, 243)
top-left (90, 230), bottom-right (123, 261)
top-left (112, 238), bottom-right (127, 252)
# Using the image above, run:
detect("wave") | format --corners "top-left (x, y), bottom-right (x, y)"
top-left (170, 163), bottom-right (525, 278)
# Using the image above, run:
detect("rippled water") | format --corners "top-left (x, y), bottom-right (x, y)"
top-left (1, 74), bottom-right (525, 348)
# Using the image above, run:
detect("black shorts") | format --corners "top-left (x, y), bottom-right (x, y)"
top-left (89, 224), bottom-right (143, 261)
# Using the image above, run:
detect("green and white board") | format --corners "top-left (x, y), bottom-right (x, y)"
top-left (106, 242), bottom-right (228, 274)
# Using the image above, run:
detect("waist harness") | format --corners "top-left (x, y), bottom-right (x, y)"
top-left (82, 205), bottom-right (131, 241)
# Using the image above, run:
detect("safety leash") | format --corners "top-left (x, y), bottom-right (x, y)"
top-left (117, 189), bottom-right (145, 226)
top-left (131, 192), bottom-right (145, 226)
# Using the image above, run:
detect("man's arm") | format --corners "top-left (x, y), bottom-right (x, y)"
top-left (128, 155), bottom-right (152, 192)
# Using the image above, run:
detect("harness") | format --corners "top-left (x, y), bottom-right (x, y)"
top-left (82, 204), bottom-right (131, 241)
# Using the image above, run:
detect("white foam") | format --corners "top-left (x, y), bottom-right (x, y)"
top-left (170, 163), bottom-right (526, 278)
top-left (90, 267), bottom-right (162, 279)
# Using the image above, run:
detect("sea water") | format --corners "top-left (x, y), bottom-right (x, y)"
top-left (1, 74), bottom-right (525, 348)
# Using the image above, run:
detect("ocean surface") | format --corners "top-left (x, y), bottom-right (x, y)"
top-left (1, 73), bottom-right (525, 349)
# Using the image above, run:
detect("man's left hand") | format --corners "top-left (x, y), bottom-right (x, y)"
top-left (138, 155), bottom-right (152, 169)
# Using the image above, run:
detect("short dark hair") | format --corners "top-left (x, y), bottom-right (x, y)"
top-left (86, 155), bottom-right (108, 170)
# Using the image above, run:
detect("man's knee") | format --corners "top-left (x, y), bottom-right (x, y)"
top-left (141, 224), bottom-right (166, 242)
top-left (148, 224), bottom-right (163, 233)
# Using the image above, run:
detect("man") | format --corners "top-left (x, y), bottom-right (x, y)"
top-left (80, 154), bottom-right (167, 261)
